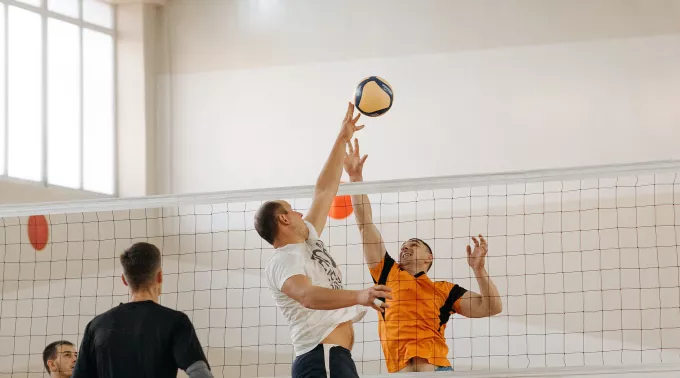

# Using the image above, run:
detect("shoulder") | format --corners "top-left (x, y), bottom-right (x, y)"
top-left (434, 281), bottom-right (456, 294)
top-left (88, 305), bottom-right (119, 326)
top-left (157, 303), bottom-right (188, 317)
top-left (150, 304), bottom-right (193, 328)
top-left (435, 281), bottom-right (468, 299)
top-left (265, 247), bottom-right (305, 271)
top-left (264, 248), bottom-right (308, 289)
top-left (370, 252), bottom-right (398, 283)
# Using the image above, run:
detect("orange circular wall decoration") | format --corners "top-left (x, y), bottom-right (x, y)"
top-left (27, 215), bottom-right (49, 251)
top-left (328, 195), bottom-right (353, 220)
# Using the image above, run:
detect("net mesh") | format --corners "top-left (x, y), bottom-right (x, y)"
top-left (2, 164), bottom-right (680, 377)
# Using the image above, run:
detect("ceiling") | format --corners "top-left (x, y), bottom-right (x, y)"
top-left (161, 0), bottom-right (680, 73)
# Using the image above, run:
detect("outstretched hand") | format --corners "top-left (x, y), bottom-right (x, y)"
top-left (357, 285), bottom-right (393, 313)
top-left (339, 103), bottom-right (365, 142)
top-left (344, 138), bottom-right (368, 182)
top-left (466, 234), bottom-right (488, 272)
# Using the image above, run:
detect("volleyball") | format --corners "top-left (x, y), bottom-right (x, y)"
top-left (354, 76), bottom-right (394, 117)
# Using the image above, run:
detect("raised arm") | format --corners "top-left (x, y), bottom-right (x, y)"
top-left (281, 275), bottom-right (392, 313)
top-left (455, 235), bottom-right (503, 318)
top-left (344, 139), bottom-right (386, 269)
top-left (305, 103), bottom-right (364, 236)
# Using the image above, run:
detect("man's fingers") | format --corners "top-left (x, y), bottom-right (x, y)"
top-left (466, 245), bottom-right (472, 256)
top-left (373, 285), bottom-right (392, 292)
top-left (354, 138), bottom-right (360, 156)
top-left (472, 236), bottom-right (479, 247)
top-left (345, 102), bottom-right (353, 120)
top-left (352, 112), bottom-right (361, 124)
top-left (355, 125), bottom-right (365, 131)
top-left (370, 303), bottom-right (385, 313)
top-left (360, 154), bottom-right (368, 165)
top-left (347, 141), bottom-right (354, 154)
top-left (374, 291), bottom-right (393, 300)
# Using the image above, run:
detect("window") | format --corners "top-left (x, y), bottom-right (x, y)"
top-left (0, 0), bottom-right (116, 194)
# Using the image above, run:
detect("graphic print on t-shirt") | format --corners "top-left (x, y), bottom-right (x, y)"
top-left (310, 240), bottom-right (343, 289)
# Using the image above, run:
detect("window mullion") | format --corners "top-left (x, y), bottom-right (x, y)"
top-left (41, 10), bottom-right (47, 185)
top-left (78, 0), bottom-right (83, 189)
top-left (2, 3), bottom-right (7, 177)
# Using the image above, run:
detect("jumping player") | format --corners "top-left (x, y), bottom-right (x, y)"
top-left (343, 138), bottom-right (503, 373)
top-left (255, 103), bottom-right (392, 378)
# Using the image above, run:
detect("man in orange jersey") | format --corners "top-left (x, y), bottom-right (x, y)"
top-left (343, 139), bottom-right (503, 373)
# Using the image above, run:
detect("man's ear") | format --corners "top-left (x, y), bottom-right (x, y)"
top-left (47, 358), bottom-right (57, 372)
top-left (277, 212), bottom-right (290, 226)
top-left (121, 274), bottom-right (129, 287)
top-left (156, 270), bottom-right (163, 284)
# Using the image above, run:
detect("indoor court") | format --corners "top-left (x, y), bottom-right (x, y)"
top-left (1, 1), bottom-right (680, 378)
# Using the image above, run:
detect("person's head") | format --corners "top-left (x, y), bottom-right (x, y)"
top-left (399, 238), bottom-right (433, 273)
top-left (43, 340), bottom-right (77, 377)
top-left (120, 242), bottom-right (163, 296)
top-left (254, 200), bottom-right (308, 247)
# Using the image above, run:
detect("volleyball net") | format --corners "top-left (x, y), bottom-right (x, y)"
top-left (2, 160), bottom-right (680, 377)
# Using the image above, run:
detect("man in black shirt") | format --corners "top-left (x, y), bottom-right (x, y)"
top-left (72, 242), bottom-right (213, 378)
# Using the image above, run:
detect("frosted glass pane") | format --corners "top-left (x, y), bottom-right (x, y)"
top-left (48, 0), bottom-right (79, 19)
top-left (0, 6), bottom-right (5, 176)
top-left (48, 19), bottom-right (80, 188)
top-left (83, 29), bottom-right (114, 194)
top-left (83, 0), bottom-right (113, 29)
top-left (8, 6), bottom-right (42, 182)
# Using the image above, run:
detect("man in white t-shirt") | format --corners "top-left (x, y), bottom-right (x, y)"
top-left (255, 103), bottom-right (392, 378)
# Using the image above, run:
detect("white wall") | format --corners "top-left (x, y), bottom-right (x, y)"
top-left (157, 0), bottom-right (680, 195)
top-left (0, 180), bottom-right (108, 204)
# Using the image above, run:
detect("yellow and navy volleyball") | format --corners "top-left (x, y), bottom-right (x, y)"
top-left (354, 76), bottom-right (393, 117)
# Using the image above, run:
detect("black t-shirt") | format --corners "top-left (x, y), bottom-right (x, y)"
top-left (72, 301), bottom-right (208, 378)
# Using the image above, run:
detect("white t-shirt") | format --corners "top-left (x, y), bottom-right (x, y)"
top-left (265, 220), bottom-right (367, 356)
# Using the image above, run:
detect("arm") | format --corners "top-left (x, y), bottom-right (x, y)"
top-left (186, 361), bottom-right (213, 378)
top-left (172, 314), bottom-right (212, 377)
top-left (344, 138), bottom-right (386, 269)
top-left (305, 103), bottom-right (364, 235)
top-left (281, 274), bottom-right (392, 313)
top-left (455, 235), bottom-right (503, 318)
top-left (71, 323), bottom-right (96, 378)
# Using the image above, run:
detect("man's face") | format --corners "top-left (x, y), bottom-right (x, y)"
top-left (277, 201), bottom-right (309, 240)
top-left (51, 344), bottom-right (77, 377)
top-left (400, 239), bottom-right (432, 268)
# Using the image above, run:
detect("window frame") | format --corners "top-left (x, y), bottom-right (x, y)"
top-left (0, 0), bottom-right (117, 195)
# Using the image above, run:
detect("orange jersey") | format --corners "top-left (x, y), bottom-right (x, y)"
top-left (369, 253), bottom-right (467, 373)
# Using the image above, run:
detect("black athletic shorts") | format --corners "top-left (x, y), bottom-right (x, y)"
top-left (292, 344), bottom-right (359, 378)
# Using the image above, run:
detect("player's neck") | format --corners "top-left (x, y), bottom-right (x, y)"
top-left (400, 263), bottom-right (427, 277)
top-left (272, 232), bottom-right (305, 249)
top-left (129, 287), bottom-right (159, 303)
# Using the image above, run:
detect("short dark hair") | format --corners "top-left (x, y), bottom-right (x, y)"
top-left (43, 340), bottom-right (74, 373)
top-left (120, 242), bottom-right (162, 290)
top-left (408, 238), bottom-right (434, 272)
top-left (254, 201), bottom-right (287, 245)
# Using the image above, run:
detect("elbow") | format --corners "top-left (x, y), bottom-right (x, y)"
top-left (301, 299), bottom-right (315, 310)
top-left (477, 299), bottom-right (502, 317)
top-left (490, 300), bottom-right (503, 316)
top-left (299, 290), bottom-right (316, 310)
